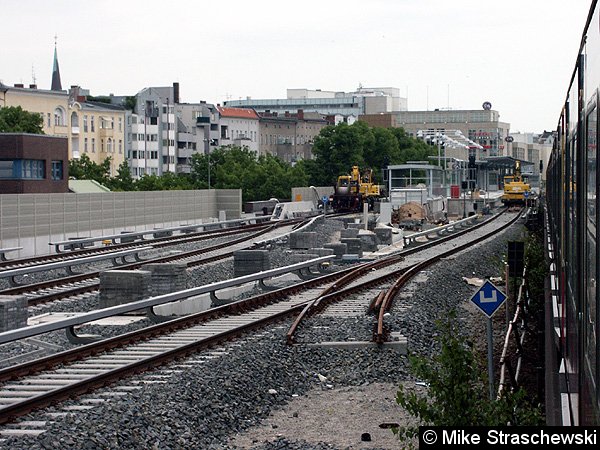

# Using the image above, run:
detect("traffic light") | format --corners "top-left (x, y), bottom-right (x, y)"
top-left (468, 154), bottom-right (476, 168)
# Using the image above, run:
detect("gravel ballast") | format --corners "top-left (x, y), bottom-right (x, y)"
top-left (1, 214), bottom-right (529, 449)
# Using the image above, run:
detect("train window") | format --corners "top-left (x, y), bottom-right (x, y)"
top-left (585, 106), bottom-right (598, 389)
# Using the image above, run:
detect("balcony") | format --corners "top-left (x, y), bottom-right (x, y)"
top-left (145, 107), bottom-right (159, 118)
top-left (71, 126), bottom-right (80, 135)
top-left (99, 128), bottom-right (115, 138)
top-left (196, 116), bottom-right (210, 124)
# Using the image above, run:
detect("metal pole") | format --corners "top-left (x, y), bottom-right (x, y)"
top-left (208, 149), bottom-right (211, 190)
top-left (437, 135), bottom-right (441, 167)
top-left (487, 317), bottom-right (494, 400)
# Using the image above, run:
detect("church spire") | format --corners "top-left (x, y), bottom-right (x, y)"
top-left (51, 35), bottom-right (62, 91)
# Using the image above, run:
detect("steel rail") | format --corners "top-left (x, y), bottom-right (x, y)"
top-left (285, 254), bottom-right (405, 344)
top-left (0, 261), bottom-right (360, 424)
top-left (0, 223), bottom-right (286, 303)
top-left (286, 208), bottom-right (511, 345)
top-left (0, 221), bottom-right (271, 271)
top-left (375, 209), bottom-right (523, 343)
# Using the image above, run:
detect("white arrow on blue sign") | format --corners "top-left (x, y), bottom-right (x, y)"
top-left (322, 196), bottom-right (329, 204)
top-left (470, 280), bottom-right (507, 318)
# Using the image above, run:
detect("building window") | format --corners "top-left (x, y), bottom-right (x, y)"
top-left (54, 107), bottom-right (65, 126)
top-left (107, 138), bottom-right (113, 153)
top-left (84, 138), bottom-right (88, 152)
top-left (83, 115), bottom-right (88, 132)
top-left (0, 160), bottom-right (14, 178)
top-left (0, 159), bottom-right (44, 179)
top-left (118, 117), bottom-right (123, 132)
top-left (119, 140), bottom-right (122, 154)
top-left (47, 113), bottom-right (51, 128)
top-left (51, 160), bottom-right (63, 180)
top-left (91, 138), bottom-right (96, 153)
top-left (91, 116), bottom-right (95, 132)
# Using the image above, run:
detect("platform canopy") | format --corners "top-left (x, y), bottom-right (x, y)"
top-left (482, 156), bottom-right (534, 170)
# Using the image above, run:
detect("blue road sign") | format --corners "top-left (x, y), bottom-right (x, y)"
top-left (524, 191), bottom-right (529, 198)
top-left (470, 280), bottom-right (507, 318)
top-left (322, 196), bottom-right (329, 204)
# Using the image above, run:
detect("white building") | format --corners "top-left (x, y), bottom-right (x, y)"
top-left (216, 106), bottom-right (260, 154)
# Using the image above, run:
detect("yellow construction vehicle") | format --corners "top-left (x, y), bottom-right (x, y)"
top-left (502, 160), bottom-right (531, 205)
top-left (331, 166), bottom-right (381, 212)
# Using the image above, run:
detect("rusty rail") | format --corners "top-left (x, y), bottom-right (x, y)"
top-left (375, 209), bottom-right (523, 343)
top-left (286, 254), bottom-right (405, 344)
top-left (497, 267), bottom-right (528, 396)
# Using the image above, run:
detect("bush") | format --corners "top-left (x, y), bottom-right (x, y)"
top-left (394, 310), bottom-right (543, 447)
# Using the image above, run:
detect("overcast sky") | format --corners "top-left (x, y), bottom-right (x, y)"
top-left (1, 0), bottom-right (592, 132)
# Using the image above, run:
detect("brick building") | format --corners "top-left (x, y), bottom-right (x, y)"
top-left (0, 133), bottom-right (69, 193)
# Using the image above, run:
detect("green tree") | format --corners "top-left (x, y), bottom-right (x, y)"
top-left (107, 160), bottom-right (136, 191)
top-left (68, 154), bottom-right (111, 186)
top-left (389, 127), bottom-right (437, 164)
top-left (363, 126), bottom-right (400, 182)
top-left (190, 146), bottom-right (308, 202)
top-left (306, 121), bottom-right (437, 186)
top-left (311, 122), bottom-right (367, 185)
top-left (394, 311), bottom-right (543, 447)
top-left (135, 172), bottom-right (193, 191)
top-left (0, 106), bottom-right (44, 134)
top-left (135, 174), bottom-right (163, 191)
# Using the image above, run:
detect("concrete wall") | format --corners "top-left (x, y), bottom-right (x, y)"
top-left (291, 186), bottom-right (334, 203)
top-left (0, 189), bottom-right (241, 257)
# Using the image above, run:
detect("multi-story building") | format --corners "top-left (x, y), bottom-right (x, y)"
top-left (258, 110), bottom-right (328, 163)
top-left (0, 133), bottom-right (68, 193)
top-left (360, 107), bottom-right (511, 163)
top-left (216, 106), bottom-right (260, 154)
top-left (507, 131), bottom-right (554, 188)
top-left (69, 87), bottom-right (126, 175)
top-left (226, 87), bottom-right (407, 120)
top-left (1, 83), bottom-right (70, 144)
top-left (134, 85), bottom-right (178, 175)
top-left (175, 101), bottom-right (219, 174)
top-left (1, 83), bottom-right (126, 176)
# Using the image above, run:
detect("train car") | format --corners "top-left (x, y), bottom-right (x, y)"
top-left (546, 0), bottom-right (600, 426)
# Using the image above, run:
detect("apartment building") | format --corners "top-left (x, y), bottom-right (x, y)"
top-left (258, 110), bottom-right (328, 162)
top-left (216, 106), bottom-right (260, 154)
top-left (134, 85), bottom-right (178, 175)
top-left (1, 83), bottom-right (126, 176)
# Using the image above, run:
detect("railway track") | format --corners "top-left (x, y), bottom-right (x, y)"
top-left (0, 221), bottom-right (300, 308)
top-left (286, 208), bottom-right (521, 344)
top-left (0, 208), bottom-right (521, 428)
top-left (0, 221), bottom-right (272, 272)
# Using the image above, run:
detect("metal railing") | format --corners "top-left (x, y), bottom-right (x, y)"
top-left (0, 255), bottom-right (334, 345)
top-left (402, 214), bottom-right (479, 246)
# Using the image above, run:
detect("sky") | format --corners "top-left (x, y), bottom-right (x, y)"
top-left (1, 0), bottom-right (593, 133)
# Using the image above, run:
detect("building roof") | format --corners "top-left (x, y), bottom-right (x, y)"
top-left (1, 83), bottom-right (67, 97)
top-left (68, 179), bottom-right (111, 193)
top-left (51, 44), bottom-right (62, 91)
top-left (217, 106), bottom-right (259, 119)
top-left (81, 101), bottom-right (126, 112)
